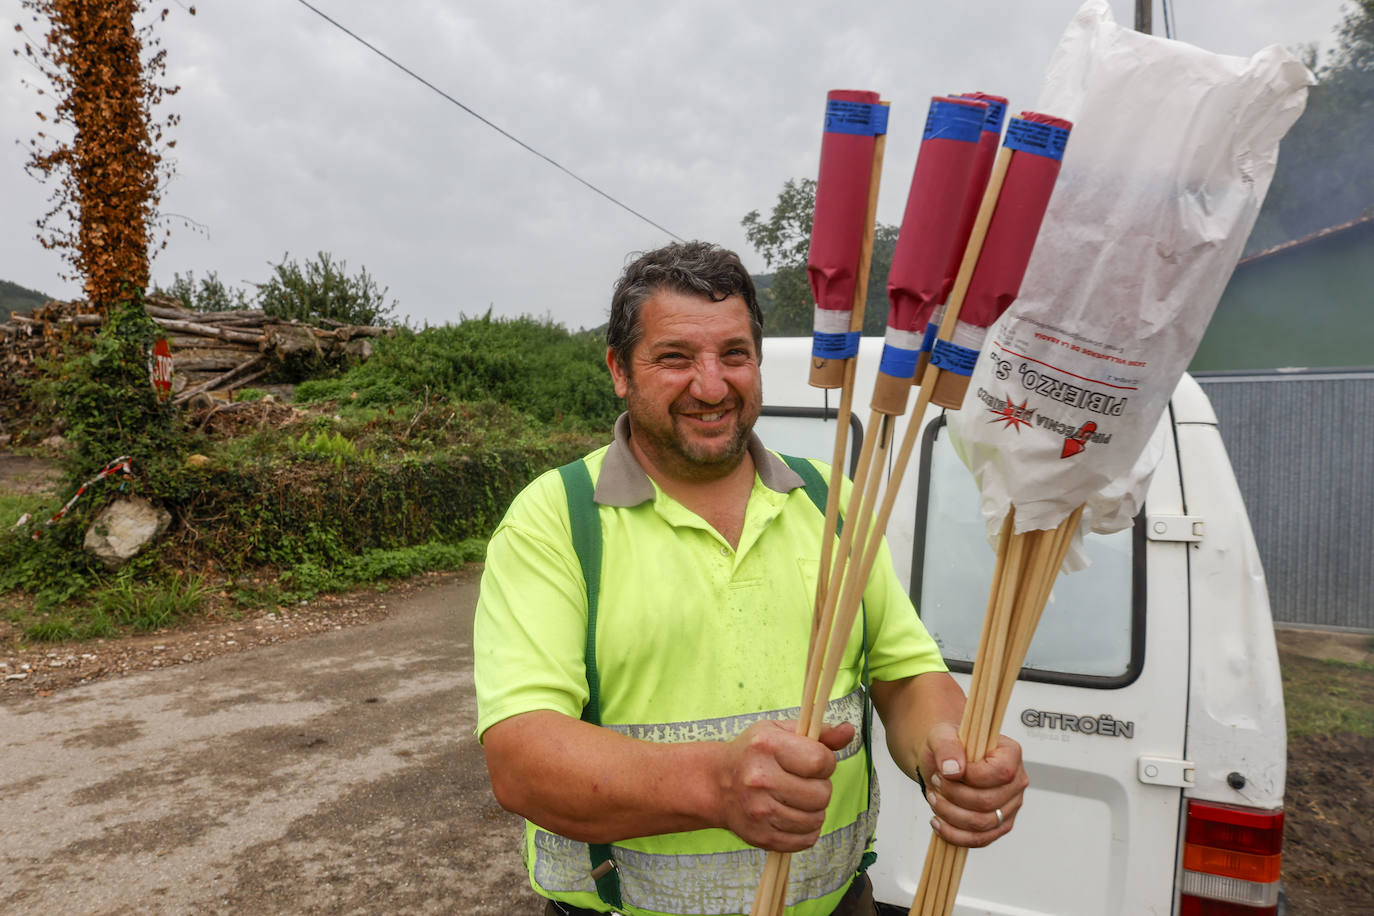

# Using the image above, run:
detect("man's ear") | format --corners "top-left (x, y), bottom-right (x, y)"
top-left (607, 348), bottom-right (630, 399)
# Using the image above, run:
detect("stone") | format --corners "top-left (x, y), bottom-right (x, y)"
top-left (185, 454), bottom-right (212, 468)
top-left (83, 497), bottom-right (172, 569)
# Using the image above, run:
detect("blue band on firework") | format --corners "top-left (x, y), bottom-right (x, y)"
top-left (825, 100), bottom-right (889, 136)
top-left (813, 331), bottom-right (861, 360)
top-left (979, 98), bottom-right (1008, 133)
top-left (920, 322), bottom-right (940, 354)
top-left (879, 343), bottom-right (921, 379)
top-left (930, 339), bottom-right (979, 376)
top-left (923, 99), bottom-right (984, 144)
top-left (1004, 118), bottom-right (1070, 161)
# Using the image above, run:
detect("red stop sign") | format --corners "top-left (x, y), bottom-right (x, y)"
top-left (152, 338), bottom-right (173, 399)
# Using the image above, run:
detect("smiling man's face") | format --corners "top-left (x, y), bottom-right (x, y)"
top-left (607, 287), bottom-right (762, 483)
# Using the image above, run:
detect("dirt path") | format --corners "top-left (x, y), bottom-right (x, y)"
top-left (1, 567), bottom-right (1369, 913)
top-left (0, 568), bottom-right (542, 914)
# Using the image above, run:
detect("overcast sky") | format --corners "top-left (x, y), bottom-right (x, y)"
top-left (0, 0), bottom-right (1349, 330)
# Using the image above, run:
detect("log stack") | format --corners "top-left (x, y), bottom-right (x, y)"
top-left (0, 296), bottom-right (391, 418)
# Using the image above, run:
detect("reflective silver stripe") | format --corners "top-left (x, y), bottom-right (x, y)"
top-left (602, 688), bottom-right (866, 762)
top-left (533, 807), bottom-right (878, 915)
top-left (534, 688), bottom-right (875, 914)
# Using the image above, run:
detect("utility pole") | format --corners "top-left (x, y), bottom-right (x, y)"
top-left (1135, 0), bottom-right (1152, 34)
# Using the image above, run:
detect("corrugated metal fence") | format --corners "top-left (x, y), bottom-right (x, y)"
top-left (1196, 370), bottom-right (1374, 632)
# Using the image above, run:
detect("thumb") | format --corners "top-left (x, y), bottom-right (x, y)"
top-left (817, 720), bottom-right (857, 752)
top-left (926, 722), bottom-right (967, 781)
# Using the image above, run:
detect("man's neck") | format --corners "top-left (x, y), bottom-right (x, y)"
top-left (627, 436), bottom-right (756, 549)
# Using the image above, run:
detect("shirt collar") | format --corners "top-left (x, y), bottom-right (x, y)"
top-left (594, 412), bottom-right (804, 507)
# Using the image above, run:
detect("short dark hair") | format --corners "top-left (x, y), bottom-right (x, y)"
top-left (607, 241), bottom-right (762, 371)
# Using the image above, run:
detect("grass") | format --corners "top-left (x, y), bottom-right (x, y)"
top-left (18, 574), bottom-right (210, 642)
top-left (1280, 652), bottom-right (1374, 739)
top-left (0, 492), bottom-right (48, 528)
top-left (6, 537), bottom-right (489, 646)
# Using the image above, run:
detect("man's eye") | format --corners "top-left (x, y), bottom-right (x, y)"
top-left (658, 353), bottom-right (690, 366)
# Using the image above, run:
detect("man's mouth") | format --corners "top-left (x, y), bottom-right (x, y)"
top-left (678, 405), bottom-right (734, 426)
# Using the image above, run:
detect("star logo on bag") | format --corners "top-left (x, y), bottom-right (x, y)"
top-left (988, 395), bottom-right (1035, 431)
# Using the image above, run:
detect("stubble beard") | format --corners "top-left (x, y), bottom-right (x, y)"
top-left (625, 386), bottom-right (761, 483)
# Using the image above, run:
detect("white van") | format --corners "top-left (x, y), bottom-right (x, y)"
top-left (755, 337), bottom-right (1287, 916)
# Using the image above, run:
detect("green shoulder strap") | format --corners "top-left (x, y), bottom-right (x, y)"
top-left (556, 459), bottom-right (622, 911)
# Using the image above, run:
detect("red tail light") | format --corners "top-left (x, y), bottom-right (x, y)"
top-left (1179, 800), bottom-right (1284, 914)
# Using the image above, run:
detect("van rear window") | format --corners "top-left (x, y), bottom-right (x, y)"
top-left (913, 418), bottom-right (1144, 687)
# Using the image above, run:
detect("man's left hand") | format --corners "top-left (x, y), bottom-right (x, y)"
top-left (919, 723), bottom-right (1028, 848)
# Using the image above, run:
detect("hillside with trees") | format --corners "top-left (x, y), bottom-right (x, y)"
top-left (0, 279), bottom-right (50, 323)
top-left (1246, 0), bottom-right (1374, 252)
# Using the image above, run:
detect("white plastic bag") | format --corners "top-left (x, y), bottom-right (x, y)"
top-left (949, 0), bottom-right (1312, 548)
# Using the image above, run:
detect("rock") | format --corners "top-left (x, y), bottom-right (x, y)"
top-left (41, 434), bottom-right (66, 450)
top-left (185, 454), bottom-right (211, 468)
top-left (0, 434), bottom-right (12, 448)
top-left (83, 497), bottom-right (172, 569)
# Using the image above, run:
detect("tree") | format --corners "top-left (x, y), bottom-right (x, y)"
top-left (15, 1), bottom-right (190, 311)
top-left (155, 271), bottom-right (252, 312)
top-left (742, 179), bottom-right (897, 336)
top-left (255, 252), bottom-right (398, 327)
top-left (1248, 0), bottom-right (1374, 251)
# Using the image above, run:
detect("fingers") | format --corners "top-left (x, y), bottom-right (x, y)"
top-left (720, 720), bottom-right (854, 852)
top-left (922, 734), bottom-right (1029, 849)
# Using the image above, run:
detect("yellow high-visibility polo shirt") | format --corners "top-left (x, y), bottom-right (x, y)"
top-left (474, 415), bottom-right (946, 916)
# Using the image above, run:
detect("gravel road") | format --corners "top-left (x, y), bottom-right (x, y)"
top-left (0, 569), bottom-right (542, 914)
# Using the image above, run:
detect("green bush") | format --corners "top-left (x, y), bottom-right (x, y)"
top-left (30, 292), bottom-right (194, 493)
top-left (295, 315), bottom-right (620, 429)
top-left (256, 251), bottom-right (397, 327)
top-left (178, 439), bottom-right (592, 570)
top-left (155, 271), bottom-right (251, 312)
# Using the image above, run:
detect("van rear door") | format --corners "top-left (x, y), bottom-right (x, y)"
top-left (866, 411), bottom-right (1192, 915)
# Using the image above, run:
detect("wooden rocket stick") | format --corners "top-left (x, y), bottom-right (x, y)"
top-left (754, 112), bottom-right (888, 916)
top-left (916, 504), bottom-right (1086, 916)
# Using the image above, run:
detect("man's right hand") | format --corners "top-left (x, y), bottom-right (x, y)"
top-left (715, 719), bottom-right (855, 852)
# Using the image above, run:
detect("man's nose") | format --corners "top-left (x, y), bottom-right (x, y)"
top-left (690, 355), bottom-right (728, 403)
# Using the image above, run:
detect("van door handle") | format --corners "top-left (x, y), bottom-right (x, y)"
top-left (1138, 755), bottom-right (1196, 787)
top-left (1146, 515), bottom-right (1204, 543)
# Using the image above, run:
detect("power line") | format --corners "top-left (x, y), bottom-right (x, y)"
top-left (291, 0), bottom-right (685, 242)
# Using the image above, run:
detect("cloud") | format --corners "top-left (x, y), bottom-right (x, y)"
top-left (1, 0), bottom-right (1345, 330)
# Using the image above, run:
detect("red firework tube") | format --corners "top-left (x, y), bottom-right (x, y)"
top-left (915, 93), bottom-right (1010, 379)
top-left (930, 112), bottom-right (1072, 409)
top-left (948, 93), bottom-right (1009, 291)
top-left (808, 89), bottom-right (887, 389)
top-left (872, 96), bottom-right (987, 415)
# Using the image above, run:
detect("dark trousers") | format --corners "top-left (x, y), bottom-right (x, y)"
top-left (541, 872), bottom-right (877, 916)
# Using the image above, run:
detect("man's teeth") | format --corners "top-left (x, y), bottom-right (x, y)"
top-left (698, 411), bottom-right (725, 421)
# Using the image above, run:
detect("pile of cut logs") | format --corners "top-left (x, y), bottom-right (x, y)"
top-left (1, 296), bottom-right (391, 407)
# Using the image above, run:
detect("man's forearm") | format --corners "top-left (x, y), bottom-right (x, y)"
top-left (870, 671), bottom-right (967, 780)
top-left (483, 710), bottom-right (726, 843)
top-left (482, 709), bottom-right (853, 851)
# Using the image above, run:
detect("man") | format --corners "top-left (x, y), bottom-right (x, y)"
top-left (475, 241), bottom-right (1027, 916)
